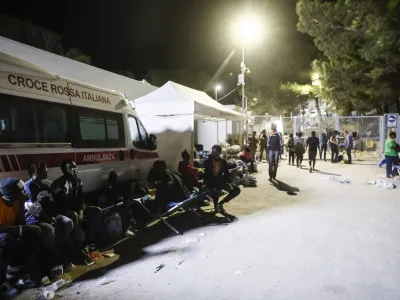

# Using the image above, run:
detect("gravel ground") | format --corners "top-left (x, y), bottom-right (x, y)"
top-left (20, 157), bottom-right (400, 300)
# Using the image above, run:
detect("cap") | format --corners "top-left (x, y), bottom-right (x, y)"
top-left (0, 177), bottom-right (25, 205)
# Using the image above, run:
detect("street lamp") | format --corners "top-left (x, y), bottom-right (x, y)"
top-left (215, 84), bottom-right (222, 101)
top-left (235, 16), bottom-right (261, 143)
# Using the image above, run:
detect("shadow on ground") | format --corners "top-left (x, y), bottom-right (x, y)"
top-left (270, 179), bottom-right (300, 195)
top-left (70, 209), bottom-right (237, 283)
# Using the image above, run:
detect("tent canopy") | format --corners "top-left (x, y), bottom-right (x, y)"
top-left (133, 81), bottom-right (247, 121)
top-left (0, 36), bottom-right (157, 100)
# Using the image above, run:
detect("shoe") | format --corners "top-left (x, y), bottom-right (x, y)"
top-left (0, 282), bottom-right (20, 299)
top-left (200, 199), bottom-right (211, 207)
top-left (215, 205), bottom-right (226, 214)
top-left (81, 248), bottom-right (96, 266)
top-left (15, 274), bottom-right (36, 289)
top-left (63, 262), bottom-right (76, 273)
top-left (124, 229), bottom-right (135, 237)
top-left (309, 167), bottom-right (312, 173)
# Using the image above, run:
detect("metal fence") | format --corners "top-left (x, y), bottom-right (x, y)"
top-left (250, 115), bottom-right (383, 161)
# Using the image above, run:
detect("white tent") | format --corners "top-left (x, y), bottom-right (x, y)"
top-left (133, 81), bottom-right (247, 169)
top-left (0, 36), bottom-right (157, 100)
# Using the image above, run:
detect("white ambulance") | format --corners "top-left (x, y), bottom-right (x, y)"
top-left (0, 52), bottom-right (158, 193)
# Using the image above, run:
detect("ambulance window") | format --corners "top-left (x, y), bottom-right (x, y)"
top-left (128, 116), bottom-right (140, 143)
top-left (75, 107), bottom-right (125, 148)
top-left (128, 115), bottom-right (147, 149)
top-left (39, 106), bottom-right (70, 143)
top-left (106, 118), bottom-right (119, 140)
top-left (0, 94), bottom-right (39, 143)
top-left (79, 115), bottom-right (106, 140)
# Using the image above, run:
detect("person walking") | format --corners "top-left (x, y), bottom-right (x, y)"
top-left (287, 133), bottom-right (295, 165)
top-left (306, 131), bottom-right (320, 172)
top-left (248, 131), bottom-right (259, 161)
top-left (320, 128), bottom-right (328, 161)
top-left (344, 131), bottom-right (354, 164)
top-left (330, 132), bottom-right (339, 163)
top-left (294, 132), bottom-right (305, 168)
top-left (259, 130), bottom-right (267, 162)
top-left (267, 124), bottom-right (283, 180)
top-left (384, 132), bottom-right (399, 178)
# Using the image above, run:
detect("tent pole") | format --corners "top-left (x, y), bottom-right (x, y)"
top-left (225, 120), bottom-right (228, 160)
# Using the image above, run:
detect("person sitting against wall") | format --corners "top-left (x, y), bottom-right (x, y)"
top-left (238, 147), bottom-right (256, 173)
top-left (147, 160), bottom-right (190, 214)
top-left (0, 178), bottom-right (44, 299)
top-left (24, 161), bottom-right (82, 271)
top-left (204, 145), bottom-right (241, 214)
top-left (51, 160), bottom-right (102, 264)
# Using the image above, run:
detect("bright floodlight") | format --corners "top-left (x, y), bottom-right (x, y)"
top-left (215, 84), bottom-right (222, 91)
top-left (236, 17), bottom-right (261, 42)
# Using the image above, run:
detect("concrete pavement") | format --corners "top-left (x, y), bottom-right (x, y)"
top-left (32, 159), bottom-right (400, 299)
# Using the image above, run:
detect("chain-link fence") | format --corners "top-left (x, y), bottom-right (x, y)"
top-left (250, 115), bottom-right (383, 161)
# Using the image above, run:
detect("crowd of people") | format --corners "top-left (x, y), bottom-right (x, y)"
top-left (246, 126), bottom-right (359, 178)
top-left (0, 143), bottom-right (242, 298)
top-left (1, 126), bottom-right (397, 298)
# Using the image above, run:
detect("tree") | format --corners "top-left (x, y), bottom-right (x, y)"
top-left (296, 0), bottom-right (400, 114)
top-left (64, 48), bottom-right (91, 65)
top-left (0, 13), bottom-right (91, 65)
top-left (146, 69), bottom-right (212, 91)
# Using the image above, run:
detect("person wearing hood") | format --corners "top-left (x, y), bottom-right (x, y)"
top-left (0, 178), bottom-right (43, 298)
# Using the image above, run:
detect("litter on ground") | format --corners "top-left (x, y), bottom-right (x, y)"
top-left (154, 264), bottom-right (165, 273)
top-left (329, 176), bottom-right (351, 184)
top-left (99, 277), bottom-right (116, 286)
top-left (235, 270), bottom-right (245, 276)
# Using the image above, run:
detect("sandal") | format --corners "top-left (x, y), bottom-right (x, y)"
top-left (0, 282), bottom-right (20, 299)
top-left (15, 274), bottom-right (36, 289)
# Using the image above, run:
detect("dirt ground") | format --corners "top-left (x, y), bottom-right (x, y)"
top-left (18, 154), bottom-right (400, 300)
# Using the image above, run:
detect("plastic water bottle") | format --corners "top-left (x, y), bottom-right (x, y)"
top-left (46, 278), bottom-right (72, 291)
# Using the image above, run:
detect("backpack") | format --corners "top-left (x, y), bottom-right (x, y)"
top-left (97, 210), bottom-right (123, 244)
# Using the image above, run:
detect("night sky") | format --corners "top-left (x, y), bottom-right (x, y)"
top-left (1, 0), bottom-right (312, 80)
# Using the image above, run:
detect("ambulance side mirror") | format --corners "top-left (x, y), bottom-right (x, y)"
top-left (148, 134), bottom-right (157, 150)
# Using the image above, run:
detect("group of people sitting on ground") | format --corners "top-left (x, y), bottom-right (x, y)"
top-left (0, 160), bottom-right (102, 299)
top-left (0, 145), bottom-right (242, 298)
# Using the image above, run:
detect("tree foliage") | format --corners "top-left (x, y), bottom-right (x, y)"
top-left (296, 0), bottom-right (400, 114)
top-left (0, 13), bottom-right (91, 65)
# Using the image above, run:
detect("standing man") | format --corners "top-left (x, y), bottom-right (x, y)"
top-left (267, 123), bottom-right (283, 181)
top-left (204, 145), bottom-right (240, 213)
top-left (320, 128), bottom-right (328, 161)
top-left (259, 130), bottom-right (267, 162)
top-left (248, 131), bottom-right (259, 161)
top-left (384, 132), bottom-right (399, 178)
top-left (306, 131), bottom-right (321, 173)
top-left (344, 131), bottom-right (354, 164)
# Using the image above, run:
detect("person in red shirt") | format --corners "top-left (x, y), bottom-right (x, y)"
top-left (239, 147), bottom-right (255, 173)
top-left (178, 150), bottom-right (203, 190)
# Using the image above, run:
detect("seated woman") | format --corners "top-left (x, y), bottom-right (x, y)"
top-left (148, 160), bottom-right (190, 214)
top-left (178, 150), bottom-right (203, 191)
top-left (238, 147), bottom-right (256, 173)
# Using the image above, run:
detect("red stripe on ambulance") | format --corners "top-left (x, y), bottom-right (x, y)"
top-left (0, 156), bottom-right (12, 172)
top-left (0, 150), bottom-right (158, 173)
top-left (9, 155), bottom-right (20, 171)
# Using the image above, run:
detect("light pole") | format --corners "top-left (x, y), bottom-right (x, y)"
top-left (215, 84), bottom-right (221, 101)
top-left (236, 17), bottom-right (261, 144)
